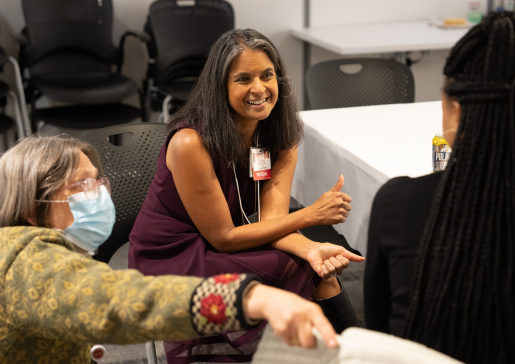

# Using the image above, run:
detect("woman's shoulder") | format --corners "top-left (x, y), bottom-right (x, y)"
top-left (167, 128), bottom-right (206, 155)
top-left (373, 172), bottom-right (443, 213)
top-left (0, 226), bottom-right (74, 259)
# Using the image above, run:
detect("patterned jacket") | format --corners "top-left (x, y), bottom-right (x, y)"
top-left (0, 227), bottom-right (259, 363)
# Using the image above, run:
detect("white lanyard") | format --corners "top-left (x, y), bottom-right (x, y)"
top-left (232, 133), bottom-right (260, 225)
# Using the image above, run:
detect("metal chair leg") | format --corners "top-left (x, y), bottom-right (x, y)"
top-left (8, 90), bottom-right (24, 138)
top-left (7, 57), bottom-right (31, 135)
top-left (145, 341), bottom-right (158, 364)
top-left (162, 95), bottom-right (172, 123)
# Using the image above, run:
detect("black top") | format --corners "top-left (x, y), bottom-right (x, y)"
top-left (364, 171), bottom-right (442, 336)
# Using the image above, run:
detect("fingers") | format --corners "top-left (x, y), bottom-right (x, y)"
top-left (323, 260), bottom-right (337, 277)
top-left (341, 192), bottom-right (352, 203)
top-left (339, 249), bottom-right (365, 262)
top-left (311, 307), bottom-right (339, 349)
top-left (328, 256), bottom-right (344, 275)
top-left (329, 174), bottom-right (344, 192)
top-left (298, 320), bottom-right (317, 349)
top-left (335, 255), bottom-right (350, 270)
top-left (320, 264), bottom-right (331, 279)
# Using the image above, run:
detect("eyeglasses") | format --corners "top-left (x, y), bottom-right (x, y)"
top-left (36, 176), bottom-right (111, 203)
top-left (64, 176), bottom-right (111, 200)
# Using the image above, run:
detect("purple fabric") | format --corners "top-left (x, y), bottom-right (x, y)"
top-left (129, 125), bottom-right (321, 363)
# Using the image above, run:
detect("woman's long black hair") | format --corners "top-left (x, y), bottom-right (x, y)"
top-left (402, 12), bottom-right (515, 364)
top-left (167, 28), bottom-right (303, 166)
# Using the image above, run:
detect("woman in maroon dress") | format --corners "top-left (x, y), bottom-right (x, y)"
top-left (129, 29), bottom-right (364, 363)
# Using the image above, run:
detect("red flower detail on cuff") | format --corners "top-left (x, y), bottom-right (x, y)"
top-left (214, 273), bottom-right (240, 284)
top-left (200, 294), bottom-right (227, 325)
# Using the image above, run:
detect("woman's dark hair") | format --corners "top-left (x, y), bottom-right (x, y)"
top-left (402, 12), bottom-right (515, 363)
top-left (167, 28), bottom-right (303, 166)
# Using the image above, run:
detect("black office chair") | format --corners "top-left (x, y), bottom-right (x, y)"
top-left (81, 123), bottom-right (167, 364)
top-left (143, 0), bottom-right (234, 121)
top-left (18, 0), bottom-right (150, 136)
top-left (80, 123), bottom-right (167, 264)
top-left (0, 45), bottom-right (30, 151)
top-left (306, 59), bottom-right (415, 110)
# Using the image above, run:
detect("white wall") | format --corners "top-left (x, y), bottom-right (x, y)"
top-left (0, 0), bottom-right (503, 112)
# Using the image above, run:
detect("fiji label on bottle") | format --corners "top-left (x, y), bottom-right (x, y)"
top-left (432, 133), bottom-right (451, 172)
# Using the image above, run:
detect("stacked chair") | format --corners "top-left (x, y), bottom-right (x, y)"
top-left (143, 0), bottom-right (234, 121)
top-left (17, 0), bottom-right (149, 138)
top-left (306, 58), bottom-right (415, 110)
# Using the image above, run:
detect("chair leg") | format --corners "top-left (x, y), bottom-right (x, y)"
top-left (146, 341), bottom-right (158, 364)
top-left (30, 90), bottom-right (40, 132)
top-left (7, 57), bottom-right (31, 135)
top-left (8, 90), bottom-right (24, 139)
top-left (142, 78), bottom-right (153, 122)
top-left (162, 95), bottom-right (173, 123)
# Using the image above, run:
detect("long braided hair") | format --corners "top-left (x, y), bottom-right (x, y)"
top-left (402, 12), bottom-right (515, 363)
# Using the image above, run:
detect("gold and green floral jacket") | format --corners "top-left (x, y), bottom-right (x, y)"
top-left (0, 227), bottom-right (258, 363)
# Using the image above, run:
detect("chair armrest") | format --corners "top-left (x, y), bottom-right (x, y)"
top-left (0, 47), bottom-right (8, 67)
top-left (119, 30), bottom-right (151, 50)
top-left (14, 33), bottom-right (29, 47)
top-left (117, 30), bottom-right (152, 73)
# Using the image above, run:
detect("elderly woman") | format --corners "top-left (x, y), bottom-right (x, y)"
top-left (0, 136), bottom-right (338, 364)
top-left (129, 28), bottom-right (363, 363)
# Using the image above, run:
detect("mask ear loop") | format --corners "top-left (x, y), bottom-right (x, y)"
top-left (35, 199), bottom-right (68, 203)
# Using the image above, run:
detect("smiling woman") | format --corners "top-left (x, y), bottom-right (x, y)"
top-left (129, 29), bottom-right (363, 364)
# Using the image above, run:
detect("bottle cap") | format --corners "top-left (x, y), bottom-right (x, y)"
top-left (91, 345), bottom-right (106, 362)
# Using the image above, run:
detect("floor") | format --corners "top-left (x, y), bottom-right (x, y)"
top-left (102, 209), bottom-right (365, 364)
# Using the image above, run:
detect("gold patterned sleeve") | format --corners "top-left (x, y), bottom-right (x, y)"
top-left (6, 237), bottom-right (205, 344)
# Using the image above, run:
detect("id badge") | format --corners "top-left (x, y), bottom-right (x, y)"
top-left (250, 147), bottom-right (271, 180)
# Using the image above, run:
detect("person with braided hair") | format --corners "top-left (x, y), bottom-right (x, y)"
top-left (364, 11), bottom-right (515, 364)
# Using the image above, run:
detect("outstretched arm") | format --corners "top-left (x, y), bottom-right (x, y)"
top-left (5, 228), bottom-right (338, 349)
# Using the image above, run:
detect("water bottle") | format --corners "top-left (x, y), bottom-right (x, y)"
top-left (468, 1), bottom-right (483, 25)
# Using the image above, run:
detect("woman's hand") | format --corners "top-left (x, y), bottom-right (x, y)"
top-left (244, 284), bottom-right (338, 349)
top-left (306, 242), bottom-right (365, 279)
top-left (306, 175), bottom-right (352, 226)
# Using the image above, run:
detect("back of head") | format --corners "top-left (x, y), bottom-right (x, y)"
top-left (0, 136), bottom-right (101, 228)
top-left (403, 12), bottom-right (515, 363)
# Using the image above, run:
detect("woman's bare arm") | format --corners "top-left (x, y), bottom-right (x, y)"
top-left (259, 148), bottom-right (364, 278)
top-left (167, 129), bottom-right (345, 253)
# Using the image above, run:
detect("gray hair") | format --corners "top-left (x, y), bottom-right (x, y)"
top-left (168, 28), bottom-right (303, 166)
top-left (0, 136), bottom-right (103, 228)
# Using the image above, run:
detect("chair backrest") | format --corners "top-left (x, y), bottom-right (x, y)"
top-left (21, 0), bottom-right (119, 69)
top-left (306, 58), bottom-right (415, 110)
top-left (81, 123), bottom-right (168, 263)
top-left (146, 0), bottom-right (234, 84)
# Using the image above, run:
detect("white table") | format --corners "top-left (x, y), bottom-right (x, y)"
top-left (292, 101), bottom-right (443, 256)
top-left (292, 21), bottom-right (469, 106)
top-left (291, 21), bottom-right (469, 56)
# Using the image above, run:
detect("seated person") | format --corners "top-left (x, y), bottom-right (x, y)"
top-left (129, 28), bottom-right (364, 363)
top-left (0, 135), bottom-right (339, 364)
top-left (364, 11), bottom-right (515, 364)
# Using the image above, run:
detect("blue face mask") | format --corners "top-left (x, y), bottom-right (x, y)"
top-left (59, 185), bottom-right (116, 252)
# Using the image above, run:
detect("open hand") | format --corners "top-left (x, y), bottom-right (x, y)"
top-left (306, 242), bottom-right (365, 279)
top-left (308, 175), bottom-right (352, 226)
top-left (244, 284), bottom-right (338, 349)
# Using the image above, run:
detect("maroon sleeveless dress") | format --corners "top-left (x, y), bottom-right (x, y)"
top-left (129, 125), bottom-right (321, 363)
